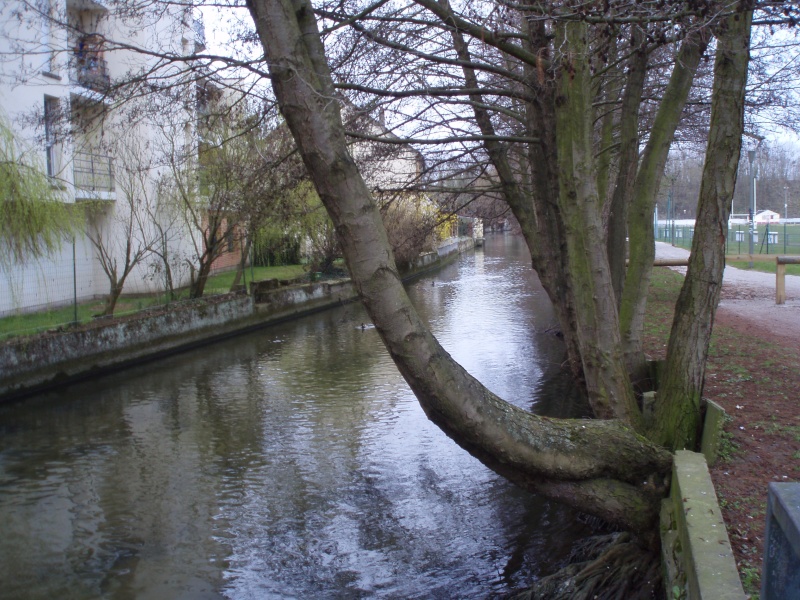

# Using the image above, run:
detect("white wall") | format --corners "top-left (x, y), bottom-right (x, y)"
top-left (0, 0), bottom-right (200, 315)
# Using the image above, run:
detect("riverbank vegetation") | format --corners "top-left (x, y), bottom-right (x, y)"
top-left (0, 264), bottom-right (307, 340)
top-left (242, 0), bottom-right (789, 595)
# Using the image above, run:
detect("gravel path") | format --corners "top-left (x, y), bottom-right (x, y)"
top-left (654, 242), bottom-right (800, 346)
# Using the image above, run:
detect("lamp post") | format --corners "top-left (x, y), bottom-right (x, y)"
top-left (785, 185), bottom-right (789, 254)
top-left (748, 150), bottom-right (756, 266)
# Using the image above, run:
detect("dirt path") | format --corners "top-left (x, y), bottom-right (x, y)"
top-left (655, 242), bottom-right (800, 346)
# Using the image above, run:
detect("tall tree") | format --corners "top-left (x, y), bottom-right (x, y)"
top-left (243, 0), bottom-right (754, 582)
top-left (86, 136), bottom-right (161, 316)
top-left (0, 115), bottom-right (78, 266)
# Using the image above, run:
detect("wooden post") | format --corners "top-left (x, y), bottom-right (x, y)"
top-left (776, 256), bottom-right (800, 305)
top-left (776, 260), bottom-right (786, 305)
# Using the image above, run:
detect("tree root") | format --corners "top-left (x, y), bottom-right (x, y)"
top-left (509, 532), bottom-right (662, 600)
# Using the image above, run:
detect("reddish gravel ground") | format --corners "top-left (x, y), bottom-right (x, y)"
top-left (644, 252), bottom-right (800, 598)
top-left (706, 285), bottom-right (800, 598)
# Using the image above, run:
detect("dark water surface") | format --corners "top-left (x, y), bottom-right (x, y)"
top-left (0, 234), bottom-right (594, 599)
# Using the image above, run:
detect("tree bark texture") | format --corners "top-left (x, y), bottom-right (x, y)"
top-left (654, 5), bottom-right (752, 450)
top-left (606, 28), bottom-right (646, 309)
top-left (245, 0), bottom-right (672, 533)
top-left (619, 27), bottom-right (710, 381)
top-left (552, 21), bottom-right (641, 427)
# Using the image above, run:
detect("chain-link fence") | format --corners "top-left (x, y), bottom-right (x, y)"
top-left (656, 223), bottom-right (800, 256)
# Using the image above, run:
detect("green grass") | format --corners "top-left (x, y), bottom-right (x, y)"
top-left (727, 260), bottom-right (800, 276)
top-left (641, 268), bottom-right (684, 344)
top-left (202, 265), bottom-right (307, 294)
top-left (0, 264), bottom-right (309, 340)
top-left (717, 427), bottom-right (740, 462)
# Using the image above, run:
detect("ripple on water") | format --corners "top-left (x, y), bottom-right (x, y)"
top-left (0, 235), bottom-right (596, 599)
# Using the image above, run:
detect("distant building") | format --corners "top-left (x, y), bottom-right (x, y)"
top-left (754, 209), bottom-right (780, 224)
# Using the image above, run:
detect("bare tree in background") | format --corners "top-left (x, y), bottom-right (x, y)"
top-left (85, 135), bottom-right (161, 315)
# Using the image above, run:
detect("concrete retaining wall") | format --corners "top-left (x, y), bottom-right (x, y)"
top-left (0, 279), bottom-right (360, 401)
top-left (0, 239), bottom-right (473, 401)
top-left (661, 451), bottom-right (745, 600)
top-left (0, 295), bottom-right (258, 399)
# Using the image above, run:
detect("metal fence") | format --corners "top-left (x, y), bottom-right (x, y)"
top-left (0, 239), bottom-right (260, 340)
top-left (73, 151), bottom-right (115, 192)
top-left (0, 241), bottom-right (172, 339)
top-left (656, 223), bottom-right (800, 255)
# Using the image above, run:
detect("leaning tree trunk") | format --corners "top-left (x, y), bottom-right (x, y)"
top-left (619, 26), bottom-right (710, 382)
top-left (245, 0), bottom-right (671, 534)
top-left (653, 4), bottom-right (753, 450)
top-left (605, 28), bottom-right (647, 309)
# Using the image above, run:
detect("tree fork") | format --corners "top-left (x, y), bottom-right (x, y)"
top-left (246, 0), bottom-right (671, 532)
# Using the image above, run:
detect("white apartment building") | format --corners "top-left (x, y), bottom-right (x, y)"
top-left (0, 0), bottom-right (204, 317)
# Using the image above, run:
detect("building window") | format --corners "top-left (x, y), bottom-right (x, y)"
top-left (44, 96), bottom-right (60, 178)
top-left (39, 0), bottom-right (57, 74)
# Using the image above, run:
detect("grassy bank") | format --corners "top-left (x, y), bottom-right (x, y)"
top-left (0, 264), bottom-right (307, 340)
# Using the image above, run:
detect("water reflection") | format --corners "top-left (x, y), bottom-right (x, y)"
top-left (0, 234), bottom-right (594, 599)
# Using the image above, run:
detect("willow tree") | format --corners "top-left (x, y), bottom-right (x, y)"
top-left (0, 116), bottom-right (78, 267)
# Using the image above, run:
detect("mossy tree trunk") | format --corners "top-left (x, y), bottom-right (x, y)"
top-left (619, 26), bottom-right (711, 382)
top-left (551, 20), bottom-right (641, 426)
top-left (604, 29), bottom-right (646, 309)
top-left (654, 5), bottom-right (753, 450)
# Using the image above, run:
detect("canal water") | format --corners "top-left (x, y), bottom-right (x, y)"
top-left (0, 234), bottom-right (594, 599)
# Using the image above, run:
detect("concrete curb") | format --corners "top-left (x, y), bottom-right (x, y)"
top-left (661, 451), bottom-right (746, 600)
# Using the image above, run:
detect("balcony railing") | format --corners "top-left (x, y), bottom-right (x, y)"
top-left (73, 151), bottom-right (114, 192)
top-left (72, 54), bottom-right (110, 93)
